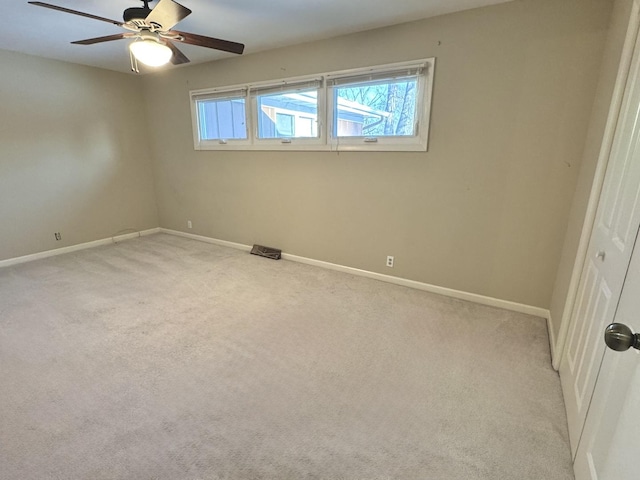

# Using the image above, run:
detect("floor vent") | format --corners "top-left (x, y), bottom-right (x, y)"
top-left (250, 244), bottom-right (282, 260)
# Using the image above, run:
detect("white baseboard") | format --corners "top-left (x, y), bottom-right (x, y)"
top-left (162, 229), bottom-right (252, 252)
top-left (0, 228), bottom-right (161, 269)
top-left (160, 228), bottom-right (550, 320)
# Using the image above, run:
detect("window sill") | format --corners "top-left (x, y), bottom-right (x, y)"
top-left (194, 142), bottom-right (428, 152)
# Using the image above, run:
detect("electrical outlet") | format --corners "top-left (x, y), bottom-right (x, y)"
top-left (386, 255), bottom-right (394, 268)
top-left (187, 220), bottom-right (192, 229)
top-left (54, 232), bottom-right (62, 241)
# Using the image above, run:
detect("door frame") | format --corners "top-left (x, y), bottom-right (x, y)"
top-left (553, 0), bottom-right (640, 370)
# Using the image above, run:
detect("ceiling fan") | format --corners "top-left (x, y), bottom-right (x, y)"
top-left (28, 0), bottom-right (245, 72)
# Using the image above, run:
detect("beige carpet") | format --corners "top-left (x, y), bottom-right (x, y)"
top-left (0, 234), bottom-right (574, 479)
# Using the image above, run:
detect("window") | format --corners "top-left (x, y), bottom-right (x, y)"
top-left (275, 113), bottom-right (295, 137)
top-left (190, 59), bottom-right (434, 151)
top-left (327, 65), bottom-right (429, 151)
top-left (297, 117), bottom-right (316, 137)
top-left (251, 79), bottom-right (323, 146)
top-left (191, 89), bottom-right (249, 146)
top-left (331, 74), bottom-right (419, 137)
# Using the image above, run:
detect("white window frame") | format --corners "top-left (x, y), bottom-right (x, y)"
top-left (326, 59), bottom-right (434, 152)
top-left (249, 77), bottom-right (326, 150)
top-left (191, 87), bottom-right (252, 149)
top-left (189, 58), bottom-right (434, 152)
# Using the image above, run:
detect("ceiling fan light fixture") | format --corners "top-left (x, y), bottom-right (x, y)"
top-left (29, 0), bottom-right (246, 70)
top-left (129, 37), bottom-right (172, 67)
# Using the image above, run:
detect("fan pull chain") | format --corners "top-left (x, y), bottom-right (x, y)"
top-left (130, 49), bottom-right (140, 73)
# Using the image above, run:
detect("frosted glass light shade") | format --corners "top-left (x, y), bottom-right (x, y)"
top-left (129, 39), bottom-right (172, 67)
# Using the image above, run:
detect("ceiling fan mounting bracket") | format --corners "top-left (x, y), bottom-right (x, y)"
top-left (123, 20), bottom-right (166, 33)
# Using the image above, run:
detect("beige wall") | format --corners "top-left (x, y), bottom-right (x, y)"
top-left (142, 0), bottom-right (612, 309)
top-left (0, 50), bottom-right (159, 261)
top-left (549, 0), bottom-right (634, 343)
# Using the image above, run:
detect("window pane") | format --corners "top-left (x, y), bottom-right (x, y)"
top-left (333, 79), bottom-right (418, 137)
top-left (256, 90), bottom-right (318, 139)
top-left (276, 113), bottom-right (294, 136)
top-left (297, 117), bottom-right (316, 137)
top-left (197, 97), bottom-right (247, 140)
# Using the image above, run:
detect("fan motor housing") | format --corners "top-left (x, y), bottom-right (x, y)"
top-left (123, 7), bottom-right (152, 22)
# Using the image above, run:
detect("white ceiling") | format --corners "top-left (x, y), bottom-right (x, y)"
top-left (0, 0), bottom-right (512, 74)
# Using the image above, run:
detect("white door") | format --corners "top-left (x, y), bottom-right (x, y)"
top-left (559, 21), bottom-right (640, 456)
top-left (573, 234), bottom-right (640, 480)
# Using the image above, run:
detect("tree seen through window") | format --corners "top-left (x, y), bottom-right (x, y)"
top-left (334, 79), bottom-right (417, 137)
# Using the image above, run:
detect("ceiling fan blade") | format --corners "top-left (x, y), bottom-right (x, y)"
top-left (146, 0), bottom-right (191, 31)
top-left (71, 33), bottom-right (129, 45)
top-left (171, 31), bottom-right (245, 55)
top-left (28, 2), bottom-right (123, 27)
top-left (165, 40), bottom-right (190, 65)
